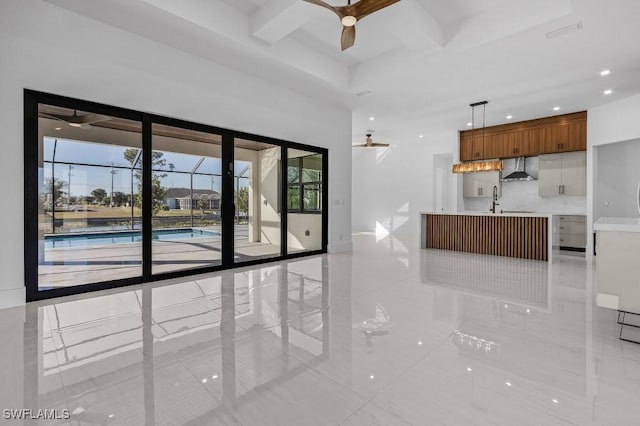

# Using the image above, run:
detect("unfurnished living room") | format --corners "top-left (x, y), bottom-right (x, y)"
top-left (2, 0), bottom-right (640, 424)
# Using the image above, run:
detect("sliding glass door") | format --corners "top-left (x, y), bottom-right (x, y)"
top-left (36, 103), bottom-right (143, 290)
top-left (233, 138), bottom-right (281, 263)
top-left (151, 123), bottom-right (223, 274)
top-left (26, 91), bottom-right (328, 301)
top-left (287, 149), bottom-right (324, 254)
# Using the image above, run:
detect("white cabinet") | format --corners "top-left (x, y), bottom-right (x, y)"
top-left (538, 152), bottom-right (586, 196)
top-left (463, 171), bottom-right (501, 198)
top-left (558, 215), bottom-right (586, 251)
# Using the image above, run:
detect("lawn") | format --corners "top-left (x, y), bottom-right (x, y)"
top-left (48, 206), bottom-right (216, 219)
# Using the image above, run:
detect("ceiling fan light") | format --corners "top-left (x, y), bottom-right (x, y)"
top-left (341, 15), bottom-right (357, 27)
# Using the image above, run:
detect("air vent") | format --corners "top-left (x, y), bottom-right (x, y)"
top-left (546, 22), bottom-right (583, 39)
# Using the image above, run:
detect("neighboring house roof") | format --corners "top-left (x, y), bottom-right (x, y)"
top-left (165, 187), bottom-right (220, 199)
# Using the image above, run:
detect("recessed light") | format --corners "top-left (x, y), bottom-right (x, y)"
top-left (69, 122), bottom-right (82, 128)
top-left (418, 340), bottom-right (423, 345)
top-left (466, 367), bottom-right (472, 372)
top-left (600, 69), bottom-right (611, 76)
top-left (369, 116), bottom-right (375, 121)
top-left (553, 106), bottom-right (561, 111)
top-left (201, 378), bottom-right (208, 384)
top-left (505, 381), bottom-right (512, 387)
top-left (506, 115), bottom-right (513, 120)
top-left (467, 122), bottom-right (472, 127)
top-left (604, 89), bottom-right (613, 95)
top-left (369, 375), bottom-right (375, 380)
top-left (552, 399), bottom-right (559, 404)
top-left (418, 134), bottom-right (424, 139)
top-left (55, 127), bottom-right (62, 131)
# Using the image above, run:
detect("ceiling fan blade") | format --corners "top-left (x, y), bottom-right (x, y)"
top-left (349, 0), bottom-right (401, 20)
top-left (370, 143), bottom-right (390, 147)
top-left (352, 144), bottom-right (369, 147)
top-left (74, 113), bottom-right (112, 124)
top-left (341, 25), bottom-right (356, 51)
top-left (303, 0), bottom-right (340, 16)
top-left (39, 112), bottom-right (68, 122)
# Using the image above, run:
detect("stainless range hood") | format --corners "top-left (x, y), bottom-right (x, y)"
top-left (501, 157), bottom-right (536, 181)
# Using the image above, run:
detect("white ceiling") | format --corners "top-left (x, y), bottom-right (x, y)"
top-left (44, 0), bottom-right (640, 142)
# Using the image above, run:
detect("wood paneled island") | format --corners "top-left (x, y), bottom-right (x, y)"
top-left (420, 212), bottom-right (557, 262)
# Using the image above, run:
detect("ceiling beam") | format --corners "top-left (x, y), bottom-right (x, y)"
top-left (44, 0), bottom-right (351, 91)
top-left (446, 0), bottom-right (573, 51)
top-left (250, 0), bottom-right (312, 45)
top-left (374, 0), bottom-right (443, 51)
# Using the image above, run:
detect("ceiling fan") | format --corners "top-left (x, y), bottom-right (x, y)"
top-left (353, 133), bottom-right (390, 148)
top-left (304, 0), bottom-right (401, 50)
top-left (39, 110), bottom-right (111, 128)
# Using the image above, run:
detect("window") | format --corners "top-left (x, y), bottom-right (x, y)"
top-left (287, 154), bottom-right (322, 213)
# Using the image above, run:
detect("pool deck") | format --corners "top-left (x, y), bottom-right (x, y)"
top-left (39, 226), bottom-right (282, 289)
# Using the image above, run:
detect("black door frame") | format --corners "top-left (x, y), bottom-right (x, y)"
top-left (24, 90), bottom-right (328, 302)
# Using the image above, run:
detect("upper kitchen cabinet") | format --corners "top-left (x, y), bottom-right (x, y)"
top-left (538, 151), bottom-right (586, 196)
top-left (463, 171), bottom-right (501, 198)
top-left (460, 132), bottom-right (485, 161)
top-left (520, 127), bottom-right (540, 156)
top-left (539, 116), bottom-right (586, 154)
top-left (484, 130), bottom-right (523, 159)
top-left (459, 112), bottom-right (586, 160)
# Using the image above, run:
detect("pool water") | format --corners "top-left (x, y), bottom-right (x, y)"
top-left (45, 228), bottom-right (220, 248)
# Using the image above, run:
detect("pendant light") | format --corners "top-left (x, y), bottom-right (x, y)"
top-left (452, 100), bottom-right (503, 174)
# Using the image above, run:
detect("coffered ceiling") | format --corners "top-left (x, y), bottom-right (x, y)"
top-left (44, 0), bottom-right (640, 141)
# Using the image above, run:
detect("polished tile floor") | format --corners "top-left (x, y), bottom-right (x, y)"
top-left (2, 234), bottom-right (640, 425)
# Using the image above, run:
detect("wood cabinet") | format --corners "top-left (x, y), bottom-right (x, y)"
top-left (520, 128), bottom-right (540, 156)
top-left (463, 171), bottom-right (501, 198)
top-left (539, 121), bottom-right (586, 153)
top-left (483, 130), bottom-right (524, 159)
top-left (459, 112), bottom-right (586, 160)
top-left (538, 151), bottom-right (586, 196)
top-left (460, 132), bottom-right (485, 161)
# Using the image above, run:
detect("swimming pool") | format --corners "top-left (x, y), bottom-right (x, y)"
top-left (45, 228), bottom-right (220, 248)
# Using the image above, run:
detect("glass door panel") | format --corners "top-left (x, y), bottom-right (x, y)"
top-left (151, 124), bottom-right (222, 274)
top-left (37, 104), bottom-right (143, 290)
top-left (287, 149), bottom-right (323, 254)
top-left (233, 138), bottom-right (281, 263)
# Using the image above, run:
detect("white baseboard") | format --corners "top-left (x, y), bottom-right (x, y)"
top-left (328, 241), bottom-right (353, 253)
top-left (0, 287), bottom-right (25, 310)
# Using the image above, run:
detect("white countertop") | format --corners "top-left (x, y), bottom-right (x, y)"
top-left (421, 211), bottom-right (553, 218)
top-left (594, 217), bottom-right (640, 232)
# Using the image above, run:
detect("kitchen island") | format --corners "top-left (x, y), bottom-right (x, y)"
top-left (420, 212), bottom-right (558, 262)
top-left (594, 217), bottom-right (640, 313)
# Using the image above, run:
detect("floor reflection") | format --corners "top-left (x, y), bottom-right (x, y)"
top-left (22, 258), bottom-right (330, 425)
top-left (6, 237), bottom-right (640, 425)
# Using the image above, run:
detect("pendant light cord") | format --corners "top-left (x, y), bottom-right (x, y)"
top-left (482, 103), bottom-right (486, 147)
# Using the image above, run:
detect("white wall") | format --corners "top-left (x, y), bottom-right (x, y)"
top-left (351, 131), bottom-right (458, 240)
top-left (594, 139), bottom-right (640, 220)
top-left (0, 0), bottom-right (352, 307)
top-left (258, 147), bottom-right (281, 246)
top-left (587, 93), bottom-right (640, 259)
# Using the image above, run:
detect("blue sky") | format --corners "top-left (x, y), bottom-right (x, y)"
top-left (43, 138), bottom-right (249, 198)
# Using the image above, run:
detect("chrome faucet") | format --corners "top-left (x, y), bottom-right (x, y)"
top-left (490, 185), bottom-right (500, 214)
